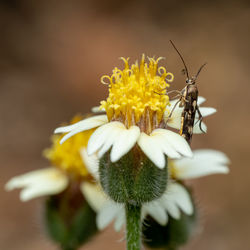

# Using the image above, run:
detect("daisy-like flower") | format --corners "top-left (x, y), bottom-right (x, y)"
top-left (5, 116), bottom-right (109, 250)
top-left (5, 116), bottom-right (103, 202)
top-left (55, 55), bottom-right (193, 169)
top-left (81, 149), bottom-right (229, 231)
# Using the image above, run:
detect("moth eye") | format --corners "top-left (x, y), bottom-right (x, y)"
top-left (186, 80), bottom-right (189, 83)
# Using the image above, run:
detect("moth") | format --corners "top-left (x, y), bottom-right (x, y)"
top-left (169, 40), bottom-right (206, 144)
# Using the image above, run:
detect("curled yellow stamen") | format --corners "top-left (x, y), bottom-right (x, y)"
top-left (101, 75), bottom-right (111, 85)
top-left (100, 55), bottom-right (174, 131)
top-left (166, 72), bottom-right (174, 82)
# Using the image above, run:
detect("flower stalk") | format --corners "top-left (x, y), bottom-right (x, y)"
top-left (125, 203), bottom-right (142, 250)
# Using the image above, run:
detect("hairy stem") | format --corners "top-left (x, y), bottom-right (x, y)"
top-left (125, 203), bottom-right (142, 250)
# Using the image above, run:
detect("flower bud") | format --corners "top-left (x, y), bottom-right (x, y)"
top-left (44, 181), bottom-right (97, 250)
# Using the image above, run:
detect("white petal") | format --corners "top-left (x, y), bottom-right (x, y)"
top-left (137, 132), bottom-right (165, 169)
top-left (88, 122), bottom-right (140, 162)
top-left (80, 148), bottom-right (99, 180)
top-left (87, 122), bottom-right (120, 156)
top-left (175, 161), bottom-right (229, 179)
top-left (20, 182), bottom-right (65, 201)
top-left (153, 129), bottom-right (193, 158)
top-left (165, 99), bottom-right (182, 130)
top-left (59, 127), bottom-right (86, 144)
top-left (5, 168), bottom-right (68, 201)
top-left (199, 107), bottom-right (217, 117)
top-left (96, 202), bottom-right (121, 230)
top-left (80, 182), bottom-right (107, 212)
top-left (94, 200), bottom-right (125, 232)
top-left (55, 115), bottom-right (108, 144)
top-left (193, 149), bottom-right (230, 164)
top-left (159, 194), bottom-right (181, 219)
top-left (143, 201), bottom-right (168, 226)
top-left (141, 182), bottom-right (193, 225)
top-left (55, 115), bottom-right (107, 134)
top-left (114, 208), bottom-right (126, 232)
top-left (165, 107), bottom-right (182, 130)
top-left (173, 149), bottom-right (230, 179)
top-left (197, 96), bottom-right (206, 105)
top-left (97, 134), bottom-right (118, 158)
top-left (91, 106), bottom-right (105, 113)
top-left (154, 134), bottom-right (182, 159)
top-left (164, 201), bottom-right (181, 219)
top-left (110, 126), bottom-right (140, 162)
top-left (138, 129), bottom-right (193, 168)
top-left (166, 183), bottom-right (193, 215)
top-left (5, 168), bottom-right (65, 190)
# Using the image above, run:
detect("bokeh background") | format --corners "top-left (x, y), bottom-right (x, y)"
top-left (1, 0), bottom-right (249, 249)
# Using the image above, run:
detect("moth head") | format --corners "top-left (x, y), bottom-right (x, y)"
top-left (186, 78), bottom-right (195, 85)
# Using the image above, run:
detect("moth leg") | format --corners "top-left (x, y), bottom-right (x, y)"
top-left (154, 89), bottom-right (182, 96)
top-left (196, 107), bottom-right (206, 133)
top-left (171, 93), bottom-right (182, 100)
top-left (166, 98), bottom-right (181, 121)
top-left (166, 90), bottom-right (182, 95)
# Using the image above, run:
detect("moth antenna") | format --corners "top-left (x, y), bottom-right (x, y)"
top-left (195, 63), bottom-right (207, 79)
top-left (170, 40), bottom-right (190, 79)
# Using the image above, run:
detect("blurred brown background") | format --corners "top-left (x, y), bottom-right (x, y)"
top-left (0, 0), bottom-right (249, 249)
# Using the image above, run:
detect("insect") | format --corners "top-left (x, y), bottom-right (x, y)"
top-left (168, 40), bottom-right (207, 144)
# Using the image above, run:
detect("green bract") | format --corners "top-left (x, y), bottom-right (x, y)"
top-left (99, 149), bottom-right (168, 205)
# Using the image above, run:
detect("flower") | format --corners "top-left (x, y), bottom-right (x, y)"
top-left (81, 149), bottom-right (229, 231)
top-left (55, 56), bottom-right (193, 169)
top-left (5, 115), bottom-right (101, 202)
top-left (5, 116), bottom-right (109, 249)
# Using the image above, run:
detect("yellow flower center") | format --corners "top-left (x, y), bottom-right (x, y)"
top-left (44, 115), bottom-right (94, 178)
top-left (100, 55), bottom-right (174, 133)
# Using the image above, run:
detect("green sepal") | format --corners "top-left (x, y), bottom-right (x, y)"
top-left (142, 185), bottom-right (197, 250)
top-left (44, 195), bottom-right (98, 250)
top-left (45, 197), bottom-right (68, 244)
top-left (99, 149), bottom-right (168, 205)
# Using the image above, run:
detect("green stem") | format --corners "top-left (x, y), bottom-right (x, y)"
top-left (125, 203), bottom-right (142, 250)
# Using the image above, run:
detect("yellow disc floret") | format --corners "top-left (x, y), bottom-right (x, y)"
top-left (44, 115), bottom-right (94, 178)
top-left (100, 55), bottom-right (174, 132)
